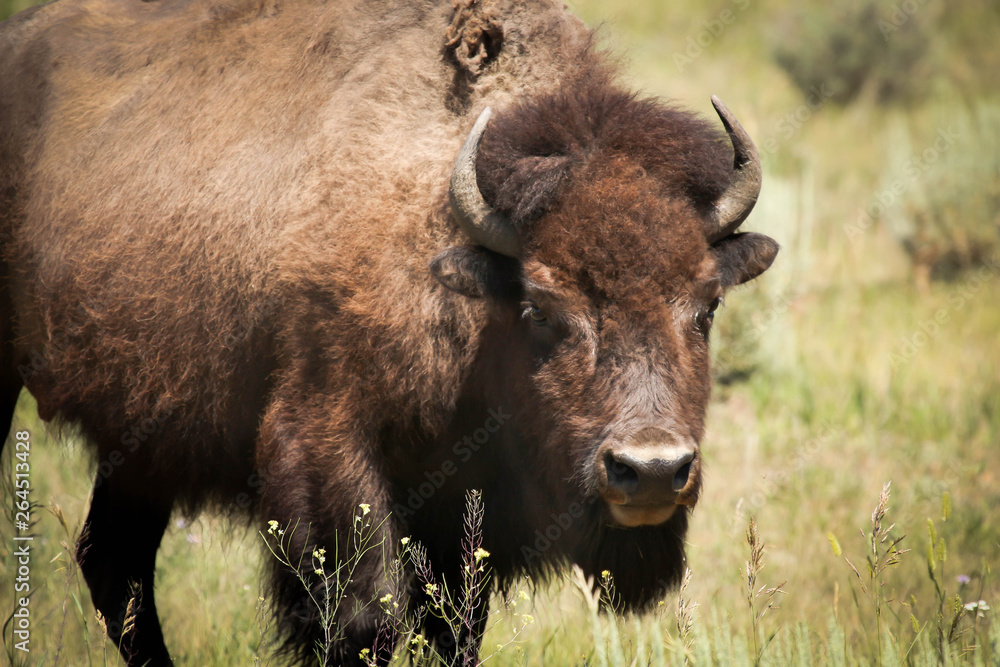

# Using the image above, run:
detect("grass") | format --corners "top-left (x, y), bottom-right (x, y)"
top-left (1, 0), bottom-right (999, 663)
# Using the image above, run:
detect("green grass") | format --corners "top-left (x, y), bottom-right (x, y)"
top-left (0, 0), bottom-right (41, 20)
top-left (2, 0), bottom-right (999, 663)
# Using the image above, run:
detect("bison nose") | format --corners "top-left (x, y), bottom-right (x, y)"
top-left (604, 447), bottom-right (694, 498)
top-left (598, 429), bottom-right (700, 511)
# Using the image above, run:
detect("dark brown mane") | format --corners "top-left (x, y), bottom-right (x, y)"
top-left (477, 63), bottom-right (733, 230)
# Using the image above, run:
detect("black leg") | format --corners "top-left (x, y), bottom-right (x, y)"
top-left (76, 476), bottom-right (174, 666)
top-left (0, 386), bottom-right (19, 458)
top-left (0, 266), bottom-right (20, 456)
top-left (0, 367), bottom-right (21, 457)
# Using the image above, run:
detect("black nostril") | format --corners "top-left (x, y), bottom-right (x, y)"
top-left (672, 461), bottom-right (692, 492)
top-left (604, 453), bottom-right (639, 493)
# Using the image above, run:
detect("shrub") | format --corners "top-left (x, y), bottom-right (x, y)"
top-left (771, 2), bottom-right (931, 107)
top-left (882, 100), bottom-right (1000, 282)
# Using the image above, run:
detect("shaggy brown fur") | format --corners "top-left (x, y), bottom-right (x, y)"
top-left (0, 0), bottom-right (777, 664)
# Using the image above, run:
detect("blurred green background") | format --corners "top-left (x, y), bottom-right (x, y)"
top-left (1, 0), bottom-right (998, 664)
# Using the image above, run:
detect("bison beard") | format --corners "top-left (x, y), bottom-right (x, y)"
top-left (0, 0), bottom-right (778, 664)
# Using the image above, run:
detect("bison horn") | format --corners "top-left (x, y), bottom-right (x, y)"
top-left (708, 96), bottom-right (762, 243)
top-left (449, 107), bottom-right (520, 257)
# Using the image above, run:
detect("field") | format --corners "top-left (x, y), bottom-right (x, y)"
top-left (1, 0), bottom-right (998, 664)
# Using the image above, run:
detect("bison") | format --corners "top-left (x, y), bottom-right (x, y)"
top-left (0, 0), bottom-right (778, 663)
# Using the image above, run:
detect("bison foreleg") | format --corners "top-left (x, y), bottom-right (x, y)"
top-left (260, 483), bottom-right (402, 664)
top-left (0, 294), bottom-right (22, 456)
top-left (0, 377), bottom-right (19, 458)
top-left (76, 476), bottom-right (174, 666)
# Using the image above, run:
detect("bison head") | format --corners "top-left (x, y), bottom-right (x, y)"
top-left (430, 84), bottom-right (777, 603)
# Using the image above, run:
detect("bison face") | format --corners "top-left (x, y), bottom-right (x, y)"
top-left (432, 98), bottom-right (777, 531)
top-left (509, 247), bottom-right (718, 529)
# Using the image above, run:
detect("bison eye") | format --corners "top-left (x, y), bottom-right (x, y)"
top-left (706, 296), bottom-right (722, 323)
top-left (522, 301), bottom-right (548, 327)
top-left (698, 296), bottom-right (723, 335)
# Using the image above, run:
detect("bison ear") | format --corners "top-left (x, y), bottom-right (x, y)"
top-left (713, 232), bottom-right (779, 288)
top-left (430, 246), bottom-right (519, 300)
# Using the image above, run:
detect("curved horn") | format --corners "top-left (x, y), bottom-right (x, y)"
top-left (449, 107), bottom-right (519, 257)
top-left (708, 96), bottom-right (762, 243)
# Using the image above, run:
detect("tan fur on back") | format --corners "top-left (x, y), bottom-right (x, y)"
top-left (0, 0), bottom-right (589, 506)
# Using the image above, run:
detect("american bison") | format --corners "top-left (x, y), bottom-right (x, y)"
top-left (0, 0), bottom-right (777, 663)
